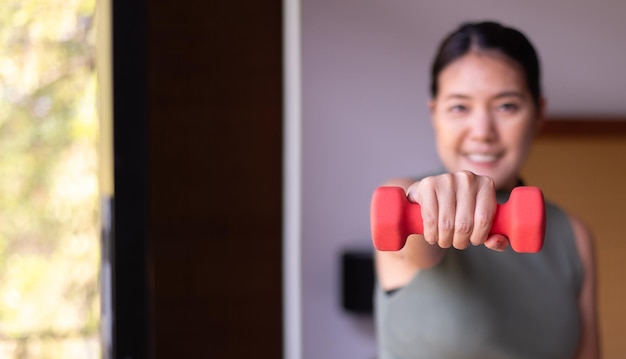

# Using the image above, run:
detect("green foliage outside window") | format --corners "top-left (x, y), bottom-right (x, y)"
top-left (0, 0), bottom-right (100, 357)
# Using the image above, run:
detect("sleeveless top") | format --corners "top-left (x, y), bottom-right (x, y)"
top-left (375, 188), bottom-right (583, 359)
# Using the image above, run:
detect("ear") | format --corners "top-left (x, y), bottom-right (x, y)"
top-left (428, 99), bottom-right (437, 125)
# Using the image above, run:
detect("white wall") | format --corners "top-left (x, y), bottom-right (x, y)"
top-left (298, 1), bottom-right (626, 358)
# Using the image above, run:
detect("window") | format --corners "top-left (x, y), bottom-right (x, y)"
top-left (0, 1), bottom-right (100, 357)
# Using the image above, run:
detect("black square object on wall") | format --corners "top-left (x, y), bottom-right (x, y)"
top-left (341, 250), bottom-right (374, 315)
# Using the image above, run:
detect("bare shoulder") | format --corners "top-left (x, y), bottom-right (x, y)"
top-left (568, 214), bottom-right (595, 263)
top-left (567, 215), bottom-right (601, 358)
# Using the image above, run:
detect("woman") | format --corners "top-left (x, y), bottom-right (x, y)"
top-left (374, 21), bottom-right (600, 359)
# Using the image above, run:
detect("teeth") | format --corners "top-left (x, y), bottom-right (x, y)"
top-left (467, 153), bottom-right (497, 163)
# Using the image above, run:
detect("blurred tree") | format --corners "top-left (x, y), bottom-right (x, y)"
top-left (0, 0), bottom-right (99, 358)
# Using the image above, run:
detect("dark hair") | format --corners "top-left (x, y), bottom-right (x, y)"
top-left (430, 21), bottom-right (542, 106)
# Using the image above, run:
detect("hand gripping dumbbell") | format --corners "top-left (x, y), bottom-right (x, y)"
top-left (370, 186), bottom-right (546, 253)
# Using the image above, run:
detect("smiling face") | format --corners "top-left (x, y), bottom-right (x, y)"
top-left (430, 50), bottom-right (544, 190)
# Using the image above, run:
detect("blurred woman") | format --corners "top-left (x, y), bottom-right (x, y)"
top-left (374, 21), bottom-right (600, 359)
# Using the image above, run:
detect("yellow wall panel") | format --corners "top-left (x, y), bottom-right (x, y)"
top-left (522, 132), bottom-right (626, 358)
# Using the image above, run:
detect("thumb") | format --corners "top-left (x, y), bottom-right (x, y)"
top-left (484, 234), bottom-right (509, 252)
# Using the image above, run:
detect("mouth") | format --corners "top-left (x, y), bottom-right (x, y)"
top-left (465, 153), bottom-right (501, 164)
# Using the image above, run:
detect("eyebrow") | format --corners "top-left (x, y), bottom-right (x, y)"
top-left (444, 91), bottom-right (524, 100)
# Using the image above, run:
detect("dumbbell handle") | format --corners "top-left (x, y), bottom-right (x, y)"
top-left (370, 186), bottom-right (545, 253)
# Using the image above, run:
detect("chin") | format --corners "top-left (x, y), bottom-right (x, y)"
top-left (463, 168), bottom-right (516, 190)
top-left (493, 175), bottom-right (520, 190)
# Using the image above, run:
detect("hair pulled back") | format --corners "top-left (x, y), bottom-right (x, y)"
top-left (430, 21), bottom-right (542, 106)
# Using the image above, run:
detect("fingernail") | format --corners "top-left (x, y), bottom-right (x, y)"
top-left (494, 238), bottom-right (506, 251)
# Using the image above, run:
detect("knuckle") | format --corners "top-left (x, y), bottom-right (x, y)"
top-left (454, 220), bottom-right (473, 235)
top-left (455, 170), bottom-right (475, 184)
top-left (432, 173), bottom-right (454, 189)
top-left (438, 218), bottom-right (454, 232)
top-left (406, 182), bottom-right (419, 201)
top-left (475, 212), bottom-right (494, 229)
top-left (419, 176), bottom-right (436, 190)
top-left (422, 216), bottom-right (438, 229)
top-left (480, 176), bottom-right (496, 190)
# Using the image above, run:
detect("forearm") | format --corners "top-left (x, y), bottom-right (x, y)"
top-left (395, 234), bottom-right (447, 268)
top-left (375, 234), bottom-right (447, 290)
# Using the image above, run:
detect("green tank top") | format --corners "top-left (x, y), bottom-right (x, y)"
top-left (375, 189), bottom-right (583, 359)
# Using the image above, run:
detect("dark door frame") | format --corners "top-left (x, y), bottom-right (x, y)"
top-left (106, 1), bottom-right (284, 358)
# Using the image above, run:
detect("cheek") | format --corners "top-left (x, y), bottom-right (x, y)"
top-left (435, 130), bottom-right (459, 158)
top-left (434, 120), bottom-right (462, 146)
top-left (507, 122), bottom-right (536, 155)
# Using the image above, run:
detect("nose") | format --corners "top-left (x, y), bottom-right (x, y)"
top-left (469, 108), bottom-right (497, 142)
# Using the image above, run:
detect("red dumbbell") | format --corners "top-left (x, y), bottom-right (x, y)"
top-left (370, 186), bottom-right (546, 253)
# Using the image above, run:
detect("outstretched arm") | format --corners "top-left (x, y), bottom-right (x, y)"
top-left (374, 172), bottom-right (506, 291)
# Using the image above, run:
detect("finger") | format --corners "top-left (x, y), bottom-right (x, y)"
top-left (406, 182), bottom-right (420, 203)
top-left (435, 175), bottom-right (456, 249)
top-left (484, 234), bottom-right (510, 252)
top-left (452, 171), bottom-right (476, 250)
top-left (411, 178), bottom-right (439, 245)
top-left (469, 177), bottom-right (497, 246)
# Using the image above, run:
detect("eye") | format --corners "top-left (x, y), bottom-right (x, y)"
top-left (448, 104), bottom-right (468, 113)
top-left (497, 103), bottom-right (519, 113)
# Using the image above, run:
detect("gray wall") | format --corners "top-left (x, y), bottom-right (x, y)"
top-left (300, 1), bottom-right (626, 358)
